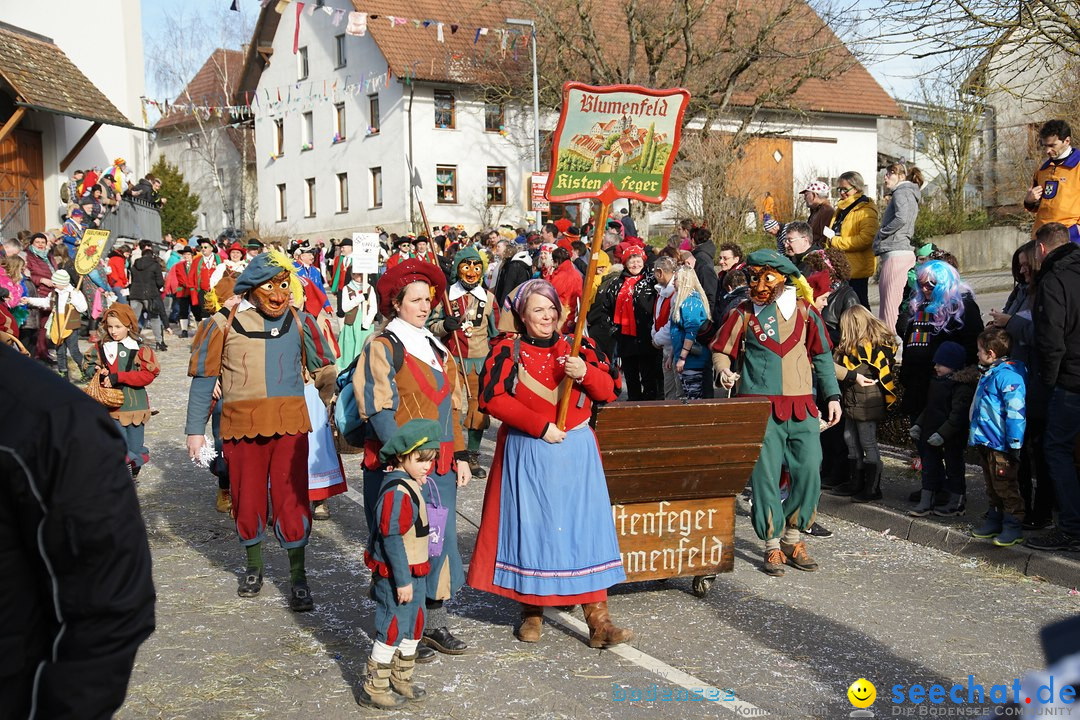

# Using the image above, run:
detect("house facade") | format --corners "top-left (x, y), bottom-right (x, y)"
top-left (0, 1), bottom-right (147, 237)
top-left (243, 0), bottom-right (537, 239)
top-left (241, 0), bottom-right (901, 240)
top-left (964, 35), bottom-right (1074, 214)
top-left (152, 49), bottom-right (258, 240)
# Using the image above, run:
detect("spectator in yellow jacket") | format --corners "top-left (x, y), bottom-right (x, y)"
top-left (827, 170), bottom-right (879, 310)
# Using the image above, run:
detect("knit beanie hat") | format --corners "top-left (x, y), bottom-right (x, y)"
top-left (51, 269), bottom-right (71, 289)
top-left (932, 341), bottom-right (966, 371)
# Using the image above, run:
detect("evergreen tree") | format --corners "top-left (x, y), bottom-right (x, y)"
top-left (640, 123), bottom-right (655, 172)
top-left (152, 155), bottom-right (200, 238)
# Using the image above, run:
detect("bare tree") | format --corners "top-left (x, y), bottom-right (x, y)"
top-left (147, 5), bottom-right (256, 234)
top-left (911, 79), bottom-right (985, 219)
top-left (477, 0), bottom-right (866, 230)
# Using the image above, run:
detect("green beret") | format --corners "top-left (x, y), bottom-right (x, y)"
top-left (379, 418), bottom-right (443, 463)
top-left (746, 249), bottom-right (801, 278)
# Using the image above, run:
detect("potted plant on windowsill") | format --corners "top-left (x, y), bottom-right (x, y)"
top-left (301, 142), bottom-right (313, 151)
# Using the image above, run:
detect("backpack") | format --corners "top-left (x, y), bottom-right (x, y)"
top-left (334, 330), bottom-right (404, 446)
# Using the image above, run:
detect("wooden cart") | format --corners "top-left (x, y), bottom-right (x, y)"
top-left (593, 398), bottom-right (771, 596)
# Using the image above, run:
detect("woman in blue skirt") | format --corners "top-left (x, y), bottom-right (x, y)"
top-left (467, 279), bottom-right (633, 648)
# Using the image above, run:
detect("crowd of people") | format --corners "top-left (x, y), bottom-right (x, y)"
top-left (4, 118), bottom-right (1080, 713)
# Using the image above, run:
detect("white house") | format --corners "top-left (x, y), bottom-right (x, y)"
top-left (152, 48), bottom-right (258, 239)
top-left (241, 0), bottom-right (539, 240)
top-left (0, 1), bottom-right (147, 236)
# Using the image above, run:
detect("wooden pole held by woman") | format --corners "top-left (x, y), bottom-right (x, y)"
top-left (556, 200), bottom-right (610, 430)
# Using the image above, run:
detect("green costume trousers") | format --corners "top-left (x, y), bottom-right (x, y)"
top-left (749, 415), bottom-right (822, 541)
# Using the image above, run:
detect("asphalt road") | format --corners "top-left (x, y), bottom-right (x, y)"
top-left (115, 316), bottom-right (1078, 720)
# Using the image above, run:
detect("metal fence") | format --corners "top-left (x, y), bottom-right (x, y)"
top-left (101, 197), bottom-right (163, 243)
top-left (0, 191), bottom-right (30, 241)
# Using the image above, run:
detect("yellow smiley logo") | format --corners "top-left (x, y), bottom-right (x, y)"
top-left (847, 678), bottom-right (876, 708)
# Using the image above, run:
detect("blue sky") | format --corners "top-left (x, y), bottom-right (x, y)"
top-left (141, 0), bottom-right (937, 104)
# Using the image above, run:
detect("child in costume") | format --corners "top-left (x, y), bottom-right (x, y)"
top-left (969, 327), bottom-right (1028, 546)
top-left (361, 418), bottom-right (440, 710)
top-left (185, 251), bottom-right (336, 611)
top-left (85, 303), bottom-right (160, 476)
top-left (22, 269), bottom-right (87, 382)
top-left (710, 249), bottom-right (841, 577)
top-left (338, 269), bottom-right (377, 371)
top-left (908, 341), bottom-right (979, 517)
top-left (828, 305), bottom-right (898, 502)
top-left (427, 246), bottom-right (498, 478)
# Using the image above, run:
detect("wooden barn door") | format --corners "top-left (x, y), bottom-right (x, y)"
top-left (733, 137), bottom-right (794, 223)
top-left (0, 128), bottom-right (45, 231)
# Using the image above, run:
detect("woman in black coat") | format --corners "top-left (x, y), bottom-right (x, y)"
top-left (595, 247), bottom-right (661, 400)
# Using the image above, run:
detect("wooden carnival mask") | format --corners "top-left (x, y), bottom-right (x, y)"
top-left (457, 258), bottom-right (484, 289)
top-left (746, 265), bottom-right (788, 306)
top-left (251, 271), bottom-right (293, 318)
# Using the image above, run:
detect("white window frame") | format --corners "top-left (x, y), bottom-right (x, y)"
top-left (370, 167), bottom-right (382, 208)
top-left (302, 111), bottom-right (313, 150)
top-left (297, 46), bottom-right (309, 80)
top-left (275, 183), bottom-right (287, 222)
top-left (304, 177), bottom-right (316, 218)
top-left (337, 172), bottom-right (349, 213)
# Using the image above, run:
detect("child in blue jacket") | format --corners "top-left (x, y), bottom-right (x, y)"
top-left (669, 266), bottom-right (711, 399)
top-left (969, 327), bottom-right (1027, 546)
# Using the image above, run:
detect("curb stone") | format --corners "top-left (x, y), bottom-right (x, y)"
top-left (817, 493), bottom-right (1080, 589)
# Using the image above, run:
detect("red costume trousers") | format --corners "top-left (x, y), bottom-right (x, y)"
top-left (224, 433), bottom-right (311, 548)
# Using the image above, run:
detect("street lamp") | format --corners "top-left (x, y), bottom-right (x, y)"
top-left (506, 17), bottom-right (541, 228)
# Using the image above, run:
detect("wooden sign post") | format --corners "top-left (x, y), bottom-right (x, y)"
top-left (544, 82), bottom-right (691, 430)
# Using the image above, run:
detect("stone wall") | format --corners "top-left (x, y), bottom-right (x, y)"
top-left (928, 225), bottom-right (1028, 273)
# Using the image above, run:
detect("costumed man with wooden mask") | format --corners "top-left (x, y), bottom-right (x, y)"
top-left (709, 249), bottom-right (841, 577)
top-left (428, 246), bottom-right (498, 478)
top-left (184, 251), bottom-right (336, 611)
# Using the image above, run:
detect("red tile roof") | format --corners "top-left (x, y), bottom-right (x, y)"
top-left (0, 22), bottom-right (134, 129)
top-left (154, 49), bottom-right (246, 131)
top-left (355, 0), bottom-right (528, 86)
top-left (238, 0), bottom-right (899, 120)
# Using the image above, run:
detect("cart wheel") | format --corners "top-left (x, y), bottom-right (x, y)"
top-left (691, 574), bottom-right (715, 597)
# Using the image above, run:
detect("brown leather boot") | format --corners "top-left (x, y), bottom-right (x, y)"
top-left (581, 601), bottom-right (633, 649)
top-left (215, 488), bottom-right (232, 514)
top-left (358, 657), bottom-right (407, 709)
top-left (390, 650), bottom-right (426, 701)
top-left (515, 603), bottom-right (544, 643)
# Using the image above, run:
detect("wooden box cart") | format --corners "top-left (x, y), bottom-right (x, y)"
top-left (593, 398), bottom-right (771, 596)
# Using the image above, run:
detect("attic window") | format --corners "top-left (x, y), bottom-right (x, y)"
top-left (297, 46), bottom-right (309, 81)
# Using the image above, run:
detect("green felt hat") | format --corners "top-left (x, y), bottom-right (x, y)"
top-left (379, 419), bottom-right (443, 462)
top-left (746, 248), bottom-right (801, 278)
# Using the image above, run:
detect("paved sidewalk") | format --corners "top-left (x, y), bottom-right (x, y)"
top-left (817, 449), bottom-right (1080, 590)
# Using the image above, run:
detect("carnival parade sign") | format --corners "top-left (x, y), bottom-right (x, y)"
top-left (74, 229), bottom-right (112, 276)
top-left (547, 83), bottom-right (690, 429)
top-left (544, 82), bottom-right (690, 205)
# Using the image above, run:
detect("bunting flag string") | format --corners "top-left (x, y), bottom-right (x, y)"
top-left (141, 67), bottom-right (394, 121)
top-left (240, 0), bottom-right (533, 54)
